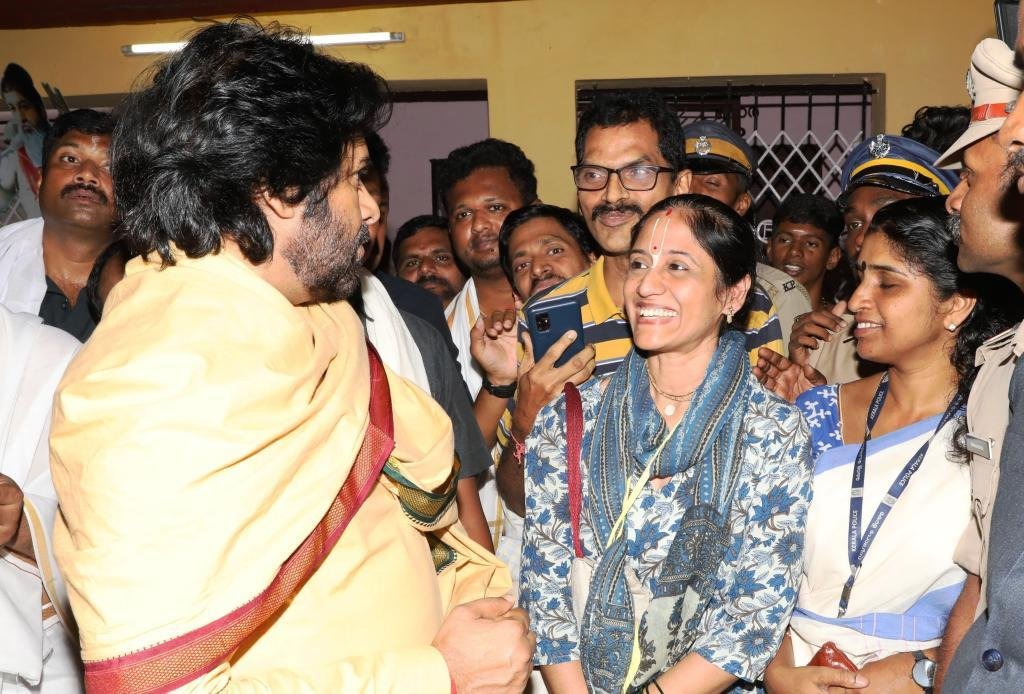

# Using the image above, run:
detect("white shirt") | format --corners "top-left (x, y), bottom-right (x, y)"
top-left (0, 218), bottom-right (46, 316)
top-left (444, 277), bottom-right (484, 398)
top-left (0, 304), bottom-right (82, 691)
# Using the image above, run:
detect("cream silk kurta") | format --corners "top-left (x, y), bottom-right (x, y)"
top-left (50, 249), bottom-right (509, 692)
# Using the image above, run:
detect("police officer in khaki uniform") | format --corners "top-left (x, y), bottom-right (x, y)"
top-left (940, 37), bottom-right (1024, 692)
top-left (683, 120), bottom-right (812, 349)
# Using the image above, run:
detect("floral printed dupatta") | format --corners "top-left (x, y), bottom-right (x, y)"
top-left (579, 331), bottom-right (750, 693)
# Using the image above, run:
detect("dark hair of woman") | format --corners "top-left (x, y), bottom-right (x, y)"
top-left (900, 105), bottom-right (971, 154)
top-left (865, 196), bottom-right (1023, 461)
top-left (85, 239), bottom-right (131, 322)
top-left (111, 18), bottom-right (391, 266)
top-left (631, 193), bottom-right (756, 328)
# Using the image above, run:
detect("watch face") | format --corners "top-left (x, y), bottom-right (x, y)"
top-left (913, 658), bottom-right (936, 687)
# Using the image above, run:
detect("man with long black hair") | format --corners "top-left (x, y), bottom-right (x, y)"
top-left (49, 20), bottom-right (532, 693)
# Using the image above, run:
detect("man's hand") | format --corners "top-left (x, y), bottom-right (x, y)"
top-left (789, 301), bottom-right (849, 365)
top-left (763, 663), bottom-right (868, 694)
top-left (470, 308), bottom-right (520, 386)
top-left (514, 331), bottom-right (596, 430)
top-left (754, 347), bottom-right (826, 403)
top-left (433, 597), bottom-right (536, 693)
top-left (832, 653), bottom-right (925, 694)
top-left (496, 332), bottom-right (595, 516)
top-left (0, 473), bottom-right (25, 548)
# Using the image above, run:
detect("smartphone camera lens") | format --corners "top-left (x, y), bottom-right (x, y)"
top-left (536, 313), bottom-right (551, 331)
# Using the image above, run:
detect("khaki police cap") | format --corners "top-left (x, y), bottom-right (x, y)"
top-left (937, 38), bottom-right (1024, 168)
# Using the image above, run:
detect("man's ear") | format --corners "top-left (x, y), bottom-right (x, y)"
top-left (826, 246), bottom-right (842, 271)
top-left (734, 190), bottom-right (753, 217)
top-left (256, 188), bottom-right (301, 221)
top-left (673, 169), bottom-right (693, 195)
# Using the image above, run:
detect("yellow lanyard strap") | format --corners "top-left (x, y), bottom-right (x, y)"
top-left (606, 418), bottom-right (682, 548)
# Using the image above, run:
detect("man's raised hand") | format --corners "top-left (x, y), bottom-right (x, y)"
top-left (754, 347), bottom-right (826, 403)
top-left (788, 300), bottom-right (849, 365)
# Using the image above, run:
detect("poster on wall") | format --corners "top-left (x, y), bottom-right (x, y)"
top-left (1, 63), bottom-right (48, 223)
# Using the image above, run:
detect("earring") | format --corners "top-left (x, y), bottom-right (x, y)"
top-left (947, 322), bottom-right (958, 332)
top-left (726, 310), bottom-right (734, 325)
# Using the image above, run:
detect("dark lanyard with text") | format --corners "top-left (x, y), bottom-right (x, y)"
top-left (837, 372), bottom-right (963, 617)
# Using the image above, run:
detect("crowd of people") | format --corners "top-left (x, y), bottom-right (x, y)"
top-left (2, 12), bottom-right (1024, 694)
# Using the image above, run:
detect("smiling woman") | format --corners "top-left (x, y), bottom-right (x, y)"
top-left (761, 197), bottom-right (1022, 694)
top-left (519, 194), bottom-right (816, 694)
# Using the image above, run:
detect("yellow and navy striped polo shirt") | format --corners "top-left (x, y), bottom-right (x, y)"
top-left (523, 255), bottom-right (632, 378)
top-left (745, 285), bottom-right (784, 362)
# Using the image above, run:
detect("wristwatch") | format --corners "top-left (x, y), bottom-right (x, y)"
top-left (911, 650), bottom-right (936, 692)
top-left (481, 375), bottom-right (516, 398)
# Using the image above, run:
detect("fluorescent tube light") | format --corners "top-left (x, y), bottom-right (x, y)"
top-left (122, 42), bottom-right (187, 56)
top-left (311, 32), bottom-right (404, 46)
top-left (122, 31), bottom-right (404, 56)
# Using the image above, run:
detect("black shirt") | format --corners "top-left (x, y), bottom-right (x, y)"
top-left (38, 276), bottom-right (95, 342)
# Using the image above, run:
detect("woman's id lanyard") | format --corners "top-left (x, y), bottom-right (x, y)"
top-left (838, 373), bottom-right (963, 617)
top-left (607, 417), bottom-right (683, 548)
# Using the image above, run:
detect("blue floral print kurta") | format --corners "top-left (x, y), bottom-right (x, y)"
top-left (519, 375), bottom-right (813, 687)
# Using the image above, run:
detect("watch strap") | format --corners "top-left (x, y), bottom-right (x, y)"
top-left (482, 375), bottom-right (516, 398)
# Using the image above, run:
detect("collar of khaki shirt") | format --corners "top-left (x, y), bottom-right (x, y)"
top-left (975, 321), bottom-right (1024, 366)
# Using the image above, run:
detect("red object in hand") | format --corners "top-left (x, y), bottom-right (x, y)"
top-left (808, 641), bottom-right (858, 672)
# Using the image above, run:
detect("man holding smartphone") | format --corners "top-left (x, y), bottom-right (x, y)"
top-left (473, 204), bottom-right (600, 471)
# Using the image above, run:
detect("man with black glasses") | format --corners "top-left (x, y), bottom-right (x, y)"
top-left (495, 91), bottom-right (785, 517)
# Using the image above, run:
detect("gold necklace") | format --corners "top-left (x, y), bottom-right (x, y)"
top-left (647, 363), bottom-right (696, 417)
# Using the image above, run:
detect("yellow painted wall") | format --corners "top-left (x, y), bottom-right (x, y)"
top-left (0, 0), bottom-right (993, 206)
